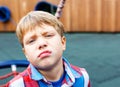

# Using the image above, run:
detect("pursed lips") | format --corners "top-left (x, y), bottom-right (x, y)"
top-left (38, 50), bottom-right (52, 59)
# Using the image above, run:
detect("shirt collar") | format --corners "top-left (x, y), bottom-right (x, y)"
top-left (30, 57), bottom-right (81, 81)
top-left (63, 58), bottom-right (82, 82)
top-left (30, 64), bottom-right (44, 80)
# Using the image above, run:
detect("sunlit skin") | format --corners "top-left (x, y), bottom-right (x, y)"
top-left (22, 24), bottom-right (66, 81)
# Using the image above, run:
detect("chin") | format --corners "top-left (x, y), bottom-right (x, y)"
top-left (36, 63), bottom-right (55, 71)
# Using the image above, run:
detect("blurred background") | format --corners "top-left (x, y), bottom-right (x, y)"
top-left (0, 0), bottom-right (120, 87)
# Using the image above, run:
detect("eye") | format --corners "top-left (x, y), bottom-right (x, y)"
top-left (28, 39), bottom-right (35, 44)
top-left (46, 34), bottom-right (53, 37)
top-left (45, 34), bottom-right (54, 38)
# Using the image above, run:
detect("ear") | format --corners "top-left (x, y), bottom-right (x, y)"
top-left (61, 36), bottom-right (66, 51)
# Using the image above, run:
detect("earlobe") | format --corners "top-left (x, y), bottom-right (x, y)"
top-left (62, 36), bottom-right (66, 50)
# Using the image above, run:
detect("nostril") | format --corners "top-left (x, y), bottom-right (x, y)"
top-left (43, 44), bottom-right (47, 48)
top-left (39, 44), bottom-right (47, 49)
top-left (44, 44), bottom-right (47, 47)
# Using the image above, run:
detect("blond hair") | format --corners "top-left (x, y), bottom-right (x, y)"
top-left (16, 11), bottom-right (64, 46)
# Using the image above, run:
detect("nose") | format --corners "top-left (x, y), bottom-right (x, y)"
top-left (37, 38), bottom-right (47, 50)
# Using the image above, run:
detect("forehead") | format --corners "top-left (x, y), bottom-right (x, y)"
top-left (23, 24), bottom-right (58, 38)
top-left (30, 24), bottom-right (57, 33)
top-left (24, 23), bottom-right (52, 33)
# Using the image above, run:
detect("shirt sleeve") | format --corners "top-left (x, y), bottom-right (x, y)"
top-left (81, 69), bottom-right (91, 87)
top-left (7, 76), bottom-right (25, 87)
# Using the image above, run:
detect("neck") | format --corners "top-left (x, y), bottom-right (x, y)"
top-left (39, 59), bottom-right (64, 81)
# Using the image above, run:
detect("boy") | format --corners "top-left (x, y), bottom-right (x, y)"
top-left (7, 11), bottom-right (90, 87)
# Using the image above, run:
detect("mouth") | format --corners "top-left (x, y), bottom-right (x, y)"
top-left (38, 50), bottom-right (52, 59)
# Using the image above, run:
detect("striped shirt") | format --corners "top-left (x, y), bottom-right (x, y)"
top-left (7, 58), bottom-right (90, 87)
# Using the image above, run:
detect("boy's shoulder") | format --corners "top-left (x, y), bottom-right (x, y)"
top-left (7, 66), bottom-right (39, 87)
top-left (7, 72), bottom-right (25, 87)
top-left (7, 66), bottom-right (30, 86)
top-left (70, 64), bottom-right (87, 75)
top-left (70, 64), bottom-right (90, 87)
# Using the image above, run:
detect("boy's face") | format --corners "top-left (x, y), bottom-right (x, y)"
top-left (22, 24), bottom-right (66, 70)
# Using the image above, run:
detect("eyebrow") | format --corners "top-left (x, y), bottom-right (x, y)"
top-left (25, 33), bottom-right (37, 42)
top-left (42, 29), bottom-right (55, 35)
top-left (42, 31), bottom-right (52, 35)
top-left (25, 29), bottom-right (56, 40)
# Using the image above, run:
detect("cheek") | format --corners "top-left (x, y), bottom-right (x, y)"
top-left (24, 47), bottom-right (35, 60)
top-left (52, 41), bottom-right (64, 52)
top-left (57, 40), bottom-right (65, 50)
top-left (26, 52), bottom-right (36, 63)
